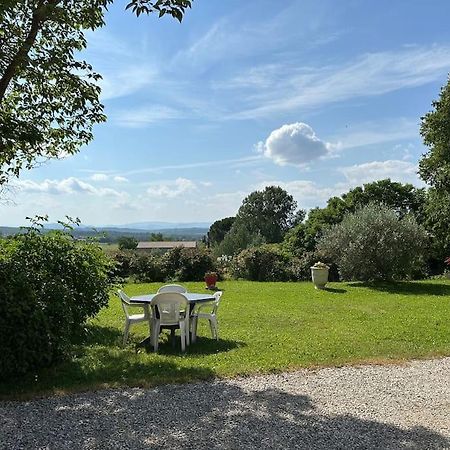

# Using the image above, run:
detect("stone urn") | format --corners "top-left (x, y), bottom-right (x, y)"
top-left (311, 262), bottom-right (330, 290)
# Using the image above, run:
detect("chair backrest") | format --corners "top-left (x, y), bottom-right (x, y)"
top-left (212, 291), bottom-right (223, 315)
top-left (118, 289), bottom-right (131, 318)
top-left (151, 292), bottom-right (188, 325)
top-left (157, 284), bottom-right (188, 294)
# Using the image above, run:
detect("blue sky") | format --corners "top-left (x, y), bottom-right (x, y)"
top-left (3, 0), bottom-right (450, 226)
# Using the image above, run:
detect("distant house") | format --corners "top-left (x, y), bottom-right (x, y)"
top-left (136, 241), bottom-right (197, 252)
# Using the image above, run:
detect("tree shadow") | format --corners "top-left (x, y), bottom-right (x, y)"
top-left (80, 324), bottom-right (123, 346)
top-left (1, 378), bottom-right (448, 449)
top-left (349, 281), bottom-right (450, 296)
top-left (135, 333), bottom-right (246, 356)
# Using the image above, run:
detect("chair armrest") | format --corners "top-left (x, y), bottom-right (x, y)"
top-left (191, 301), bottom-right (215, 315)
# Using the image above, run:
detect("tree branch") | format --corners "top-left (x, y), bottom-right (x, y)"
top-left (0, 1), bottom-right (51, 103)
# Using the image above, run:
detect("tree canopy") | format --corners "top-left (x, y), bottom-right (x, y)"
top-left (0, 0), bottom-right (192, 186)
top-left (208, 217), bottom-right (235, 246)
top-left (419, 75), bottom-right (450, 192)
top-left (236, 186), bottom-right (302, 244)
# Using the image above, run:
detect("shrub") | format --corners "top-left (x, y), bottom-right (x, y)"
top-left (162, 247), bottom-right (215, 281)
top-left (131, 253), bottom-right (165, 282)
top-left (0, 228), bottom-right (114, 379)
top-left (111, 250), bottom-right (134, 278)
top-left (118, 236), bottom-right (138, 250)
top-left (316, 204), bottom-right (428, 281)
top-left (232, 245), bottom-right (290, 281)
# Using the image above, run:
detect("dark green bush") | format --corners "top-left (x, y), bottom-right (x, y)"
top-left (232, 245), bottom-right (290, 281)
top-left (131, 253), bottom-right (165, 282)
top-left (161, 247), bottom-right (215, 281)
top-left (0, 229), bottom-right (114, 379)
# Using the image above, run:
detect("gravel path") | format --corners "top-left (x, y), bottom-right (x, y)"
top-left (1, 358), bottom-right (449, 449)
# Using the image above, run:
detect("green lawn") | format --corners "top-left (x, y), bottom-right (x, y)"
top-left (2, 279), bottom-right (450, 399)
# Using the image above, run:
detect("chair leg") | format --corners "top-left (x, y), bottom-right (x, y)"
top-left (123, 320), bottom-right (130, 346)
top-left (180, 323), bottom-right (186, 352)
top-left (191, 317), bottom-right (198, 343)
top-left (210, 317), bottom-right (218, 340)
top-left (185, 318), bottom-right (190, 346)
top-left (152, 319), bottom-right (160, 353)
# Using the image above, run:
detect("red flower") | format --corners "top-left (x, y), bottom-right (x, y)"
top-left (445, 257), bottom-right (450, 265)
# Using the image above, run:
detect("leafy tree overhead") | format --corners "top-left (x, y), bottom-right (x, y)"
top-left (419, 75), bottom-right (450, 191)
top-left (0, 0), bottom-right (192, 186)
top-left (208, 217), bottom-right (235, 246)
top-left (236, 186), bottom-right (302, 244)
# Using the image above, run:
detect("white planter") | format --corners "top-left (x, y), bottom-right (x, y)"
top-left (311, 267), bottom-right (329, 290)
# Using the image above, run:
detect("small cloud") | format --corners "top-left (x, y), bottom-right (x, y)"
top-left (147, 178), bottom-right (197, 198)
top-left (200, 181), bottom-right (212, 187)
top-left (340, 160), bottom-right (421, 186)
top-left (260, 122), bottom-right (332, 167)
top-left (90, 173), bottom-right (109, 181)
top-left (114, 176), bottom-right (129, 183)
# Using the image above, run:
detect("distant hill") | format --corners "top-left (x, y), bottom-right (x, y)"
top-left (0, 223), bottom-right (209, 242)
top-left (108, 221), bottom-right (211, 230)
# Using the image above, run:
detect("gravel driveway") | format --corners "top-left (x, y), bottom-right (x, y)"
top-left (1, 358), bottom-right (449, 449)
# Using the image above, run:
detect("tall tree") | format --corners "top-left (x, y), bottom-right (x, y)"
top-left (419, 75), bottom-right (450, 191)
top-left (207, 217), bottom-right (235, 246)
top-left (236, 186), bottom-right (301, 243)
top-left (0, 0), bottom-right (192, 186)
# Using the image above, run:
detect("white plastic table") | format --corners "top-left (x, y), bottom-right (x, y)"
top-left (130, 292), bottom-right (216, 350)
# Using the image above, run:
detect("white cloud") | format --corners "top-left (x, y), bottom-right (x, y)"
top-left (332, 118), bottom-right (419, 150)
top-left (15, 177), bottom-right (125, 198)
top-left (340, 160), bottom-right (421, 186)
top-left (146, 178), bottom-right (197, 198)
top-left (114, 176), bottom-right (129, 183)
top-left (90, 173), bottom-right (109, 181)
top-left (229, 45), bottom-right (450, 119)
top-left (255, 180), bottom-right (341, 209)
top-left (114, 105), bottom-right (182, 127)
top-left (260, 122), bottom-right (332, 167)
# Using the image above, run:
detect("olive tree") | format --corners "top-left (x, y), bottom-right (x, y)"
top-left (317, 204), bottom-right (427, 281)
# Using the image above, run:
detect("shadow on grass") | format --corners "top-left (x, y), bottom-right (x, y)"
top-left (0, 326), bottom-right (245, 399)
top-left (148, 336), bottom-right (246, 356)
top-left (2, 380), bottom-right (449, 449)
top-left (349, 281), bottom-right (450, 296)
top-left (323, 287), bottom-right (347, 294)
top-left (0, 349), bottom-right (217, 400)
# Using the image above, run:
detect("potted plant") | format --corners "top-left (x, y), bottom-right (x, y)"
top-left (204, 271), bottom-right (218, 289)
top-left (310, 262), bottom-right (330, 290)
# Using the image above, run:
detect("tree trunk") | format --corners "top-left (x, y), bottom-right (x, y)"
top-left (0, 1), bottom-right (50, 103)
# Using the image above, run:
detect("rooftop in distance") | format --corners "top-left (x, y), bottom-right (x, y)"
top-left (136, 241), bottom-right (197, 250)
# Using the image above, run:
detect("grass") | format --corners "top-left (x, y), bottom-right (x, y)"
top-left (1, 279), bottom-right (450, 399)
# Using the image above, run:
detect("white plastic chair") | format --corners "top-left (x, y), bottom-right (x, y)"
top-left (191, 291), bottom-right (223, 343)
top-left (150, 292), bottom-right (190, 352)
top-left (157, 284), bottom-right (188, 294)
top-left (118, 290), bottom-right (151, 346)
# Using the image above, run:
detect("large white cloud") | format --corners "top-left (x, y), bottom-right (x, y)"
top-left (259, 122), bottom-right (332, 167)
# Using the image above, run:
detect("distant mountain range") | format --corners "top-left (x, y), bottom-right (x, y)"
top-left (0, 221), bottom-right (210, 241)
top-left (39, 221), bottom-right (211, 232)
top-left (104, 221), bottom-right (212, 231)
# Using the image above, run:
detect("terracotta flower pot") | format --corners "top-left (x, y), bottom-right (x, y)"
top-left (204, 273), bottom-right (218, 289)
